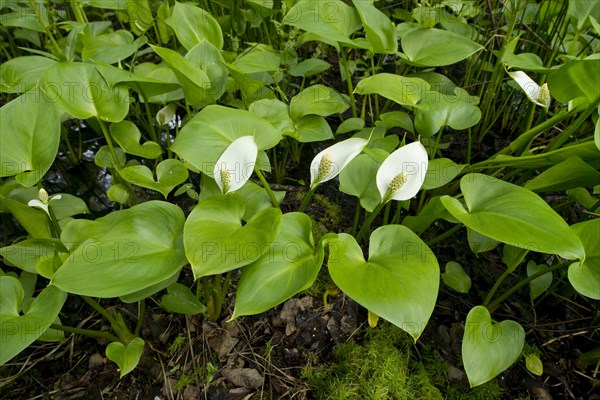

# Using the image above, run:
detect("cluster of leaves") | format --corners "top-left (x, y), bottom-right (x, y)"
top-left (0, 0), bottom-right (598, 390)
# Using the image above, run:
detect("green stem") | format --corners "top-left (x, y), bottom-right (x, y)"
top-left (382, 201), bottom-right (392, 225)
top-left (356, 202), bottom-right (386, 242)
top-left (351, 201), bottom-right (361, 236)
top-left (29, 0), bottom-right (63, 58)
top-left (483, 268), bottom-right (513, 308)
top-left (135, 84), bottom-right (159, 144)
top-left (339, 47), bottom-right (357, 118)
top-left (254, 166), bottom-right (279, 207)
top-left (82, 296), bottom-right (119, 327)
top-left (134, 300), bottom-right (145, 337)
top-left (546, 101), bottom-right (598, 152)
top-left (425, 224), bottom-right (463, 247)
top-left (298, 185), bottom-right (318, 213)
top-left (487, 262), bottom-right (566, 311)
top-left (50, 324), bottom-right (120, 342)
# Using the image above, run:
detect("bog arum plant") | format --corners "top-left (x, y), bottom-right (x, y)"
top-left (299, 137), bottom-right (369, 212)
top-left (213, 136), bottom-right (258, 194)
top-left (310, 138), bottom-right (369, 188)
top-left (508, 70), bottom-right (551, 108)
top-left (28, 188), bottom-right (62, 216)
top-left (376, 141), bottom-right (429, 203)
top-left (356, 141), bottom-right (429, 241)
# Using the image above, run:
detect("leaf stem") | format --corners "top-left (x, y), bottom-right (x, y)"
top-left (82, 296), bottom-right (119, 327)
top-left (254, 166), bottom-right (279, 207)
top-left (356, 202), bottom-right (386, 242)
top-left (425, 224), bottom-right (463, 247)
top-left (50, 324), bottom-right (120, 342)
top-left (340, 47), bottom-right (357, 118)
top-left (298, 185), bottom-right (318, 213)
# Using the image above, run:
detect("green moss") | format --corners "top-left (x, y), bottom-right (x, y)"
top-left (303, 322), bottom-right (504, 400)
top-left (302, 323), bottom-right (443, 399)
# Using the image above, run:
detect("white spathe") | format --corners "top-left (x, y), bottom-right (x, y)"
top-left (376, 141), bottom-right (429, 202)
top-left (213, 135), bottom-right (258, 194)
top-left (28, 189), bottom-right (62, 216)
top-left (508, 70), bottom-right (551, 108)
top-left (310, 137), bottom-right (368, 188)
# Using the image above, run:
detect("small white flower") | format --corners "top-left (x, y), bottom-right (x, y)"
top-left (213, 136), bottom-right (258, 194)
top-left (376, 141), bottom-right (429, 203)
top-left (310, 137), bottom-right (368, 188)
top-left (508, 71), bottom-right (551, 108)
top-left (28, 188), bottom-right (62, 216)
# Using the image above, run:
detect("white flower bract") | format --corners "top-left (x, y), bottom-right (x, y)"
top-left (213, 136), bottom-right (258, 194)
top-left (310, 137), bottom-right (368, 188)
top-left (376, 141), bottom-right (429, 202)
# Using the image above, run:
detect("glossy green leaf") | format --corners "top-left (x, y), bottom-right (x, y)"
top-left (249, 99), bottom-right (295, 136)
top-left (232, 213), bottom-right (322, 318)
top-left (234, 45), bottom-right (280, 73)
top-left (442, 261), bottom-right (471, 293)
top-left (0, 91), bottom-right (61, 186)
top-left (377, 111), bottom-right (414, 133)
top-left (524, 156), bottom-right (600, 192)
top-left (185, 40), bottom-right (228, 99)
top-left (547, 60), bottom-right (600, 103)
top-left (43, 62), bottom-right (129, 122)
top-left (119, 271), bottom-right (180, 304)
top-left (291, 115), bottom-right (334, 143)
top-left (467, 228), bottom-right (500, 254)
top-left (326, 225), bottom-right (439, 341)
top-left (109, 121), bottom-right (162, 159)
top-left (339, 152), bottom-right (385, 212)
top-left (336, 117), bottom-right (365, 134)
top-left (52, 201), bottom-right (186, 297)
top-left (525, 354), bottom-right (543, 376)
top-left (106, 338), bottom-right (144, 378)
top-left (414, 90), bottom-right (481, 136)
top-left (354, 73), bottom-right (430, 108)
top-left (0, 195), bottom-right (51, 238)
top-left (126, 0), bottom-right (152, 35)
top-left (171, 105), bottom-right (281, 172)
top-left (150, 44), bottom-right (221, 106)
top-left (568, 219), bottom-right (600, 300)
top-left (49, 194), bottom-right (89, 220)
top-left (0, 239), bottom-right (60, 274)
top-left (282, 0), bottom-right (361, 47)
top-left (290, 85), bottom-right (349, 120)
top-left (526, 261), bottom-right (553, 301)
top-left (121, 159), bottom-right (188, 198)
top-left (400, 27), bottom-right (483, 67)
top-left (167, 2), bottom-right (223, 50)
top-left (107, 184), bottom-right (129, 204)
top-left (289, 58), bottom-right (331, 77)
top-left (95, 145), bottom-right (126, 169)
top-left (160, 283), bottom-right (206, 315)
top-left (0, 277), bottom-right (67, 365)
top-left (82, 30), bottom-right (145, 64)
top-left (462, 306), bottom-right (525, 387)
top-left (96, 63), bottom-right (181, 101)
top-left (441, 174), bottom-right (585, 261)
top-left (422, 158), bottom-right (466, 190)
top-left (0, 56), bottom-right (56, 93)
top-left (183, 195), bottom-right (282, 279)
top-left (352, 0), bottom-right (397, 54)
top-left (236, 182), bottom-right (286, 222)
top-left (568, 0), bottom-right (600, 30)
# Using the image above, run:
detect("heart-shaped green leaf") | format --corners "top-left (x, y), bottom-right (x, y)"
top-left (422, 158), bottom-right (466, 190)
top-left (109, 121), bottom-right (162, 159)
top-left (462, 306), bottom-right (525, 387)
top-left (400, 27), bottom-right (483, 67)
top-left (568, 219), bottom-right (600, 300)
top-left (290, 85), bottom-right (349, 121)
top-left (291, 115), bottom-right (334, 143)
top-left (184, 195), bottom-right (282, 279)
top-left (121, 159), bottom-right (188, 198)
top-left (0, 56), bottom-right (56, 93)
top-left (166, 2), bottom-right (223, 50)
top-left (414, 90), bottom-right (481, 136)
top-left (0, 92), bottom-right (61, 186)
top-left (0, 277), bottom-right (67, 364)
top-left (52, 201), bottom-right (186, 297)
top-left (82, 30), bottom-right (145, 64)
top-left (354, 73), bottom-right (430, 109)
top-left (160, 283), bottom-right (206, 315)
top-left (282, 0), bottom-right (362, 47)
top-left (105, 338), bottom-right (144, 378)
top-left (524, 156), bottom-right (600, 193)
top-left (171, 105), bottom-right (281, 172)
top-left (352, 0), bottom-right (397, 54)
top-left (43, 62), bottom-right (129, 122)
top-left (326, 225), bottom-right (439, 341)
top-left (339, 151), bottom-right (386, 212)
top-left (441, 174), bottom-right (585, 261)
top-left (442, 261), bottom-right (471, 293)
top-left (232, 213), bottom-right (323, 318)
